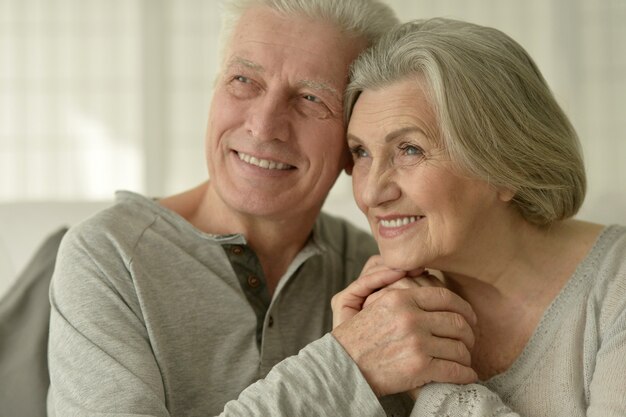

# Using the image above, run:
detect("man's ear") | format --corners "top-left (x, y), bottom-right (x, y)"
top-left (344, 158), bottom-right (354, 176)
top-left (497, 187), bottom-right (515, 202)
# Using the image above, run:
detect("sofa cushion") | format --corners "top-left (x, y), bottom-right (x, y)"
top-left (0, 227), bottom-right (67, 417)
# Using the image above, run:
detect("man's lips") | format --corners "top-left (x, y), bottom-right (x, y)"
top-left (236, 151), bottom-right (294, 170)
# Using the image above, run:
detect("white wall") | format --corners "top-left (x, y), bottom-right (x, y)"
top-left (1, 0), bottom-right (625, 231)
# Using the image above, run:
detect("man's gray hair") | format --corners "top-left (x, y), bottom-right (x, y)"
top-left (346, 18), bottom-right (586, 226)
top-left (217, 0), bottom-right (399, 65)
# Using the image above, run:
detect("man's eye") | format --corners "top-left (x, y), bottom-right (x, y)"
top-left (303, 94), bottom-right (321, 103)
top-left (234, 75), bottom-right (251, 83)
top-left (296, 94), bottom-right (332, 119)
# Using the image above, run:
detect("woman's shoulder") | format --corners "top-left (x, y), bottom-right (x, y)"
top-left (584, 224), bottom-right (626, 333)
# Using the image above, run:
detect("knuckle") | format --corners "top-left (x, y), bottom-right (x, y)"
top-left (330, 293), bottom-right (342, 308)
top-left (407, 333), bottom-right (426, 352)
top-left (406, 358), bottom-right (426, 377)
top-left (454, 341), bottom-right (471, 364)
top-left (450, 312), bottom-right (467, 331)
top-left (434, 286), bottom-right (453, 304)
top-left (382, 288), bottom-right (406, 305)
top-left (444, 361), bottom-right (464, 380)
top-left (395, 311), bottom-right (417, 333)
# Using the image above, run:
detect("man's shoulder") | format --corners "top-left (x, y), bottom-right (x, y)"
top-left (62, 192), bottom-right (160, 259)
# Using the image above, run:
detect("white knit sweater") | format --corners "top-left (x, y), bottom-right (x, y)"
top-left (411, 224), bottom-right (626, 417)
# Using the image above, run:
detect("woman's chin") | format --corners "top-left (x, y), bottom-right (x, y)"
top-left (380, 251), bottom-right (423, 272)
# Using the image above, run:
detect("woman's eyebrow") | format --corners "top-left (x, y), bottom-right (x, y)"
top-left (346, 133), bottom-right (363, 144)
top-left (384, 126), bottom-right (426, 143)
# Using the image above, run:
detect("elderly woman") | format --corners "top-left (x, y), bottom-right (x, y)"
top-left (333, 18), bottom-right (626, 416)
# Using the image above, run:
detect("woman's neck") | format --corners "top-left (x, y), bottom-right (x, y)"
top-left (438, 219), bottom-right (602, 300)
top-left (439, 219), bottom-right (604, 380)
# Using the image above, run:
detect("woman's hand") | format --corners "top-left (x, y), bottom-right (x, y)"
top-left (331, 256), bottom-right (477, 397)
top-left (361, 270), bottom-right (447, 401)
top-left (331, 255), bottom-right (424, 328)
top-left (362, 268), bottom-right (444, 310)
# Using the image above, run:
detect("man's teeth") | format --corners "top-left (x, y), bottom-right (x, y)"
top-left (238, 152), bottom-right (292, 170)
top-left (380, 216), bottom-right (421, 228)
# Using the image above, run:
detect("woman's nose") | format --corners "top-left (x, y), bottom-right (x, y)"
top-left (360, 162), bottom-right (401, 208)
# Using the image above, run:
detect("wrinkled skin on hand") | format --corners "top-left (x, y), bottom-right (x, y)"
top-left (331, 256), bottom-right (478, 398)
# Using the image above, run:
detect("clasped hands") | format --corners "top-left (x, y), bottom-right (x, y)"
top-left (331, 255), bottom-right (478, 399)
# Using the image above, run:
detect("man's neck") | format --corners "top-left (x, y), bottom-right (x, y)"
top-left (161, 181), bottom-right (318, 293)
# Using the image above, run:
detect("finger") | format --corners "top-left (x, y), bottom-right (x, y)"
top-left (362, 290), bottom-right (383, 310)
top-left (422, 358), bottom-right (478, 385)
top-left (409, 286), bottom-right (478, 327)
top-left (386, 277), bottom-right (421, 290)
top-left (412, 273), bottom-right (443, 287)
top-left (361, 255), bottom-right (385, 273)
top-left (405, 267), bottom-right (427, 278)
top-left (348, 270), bottom-right (407, 301)
top-left (332, 269), bottom-right (407, 326)
top-left (363, 277), bottom-right (421, 309)
top-left (427, 311), bottom-right (476, 349)
top-left (426, 336), bottom-right (472, 367)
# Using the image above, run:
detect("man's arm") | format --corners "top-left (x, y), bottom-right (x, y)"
top-left (47, 227), bottom-right (390, 416)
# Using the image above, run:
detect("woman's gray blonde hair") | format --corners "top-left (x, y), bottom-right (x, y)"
top-left (217, 0), bottom-right (399, 66)
top-left (346, 18), bottom-right (586, 226)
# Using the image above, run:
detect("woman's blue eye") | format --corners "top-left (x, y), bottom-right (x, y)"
top-left (235, 75), bottom-right (251, 83)
top-left (400, 144), bottom-right (423, 156)
top-left (350, 146), bottom-right (369, 159)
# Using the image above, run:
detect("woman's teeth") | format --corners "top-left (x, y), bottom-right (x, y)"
top-left (238, 152), bottom-right (292, 170)
top-left (380, 216), bottom-right (421, 228)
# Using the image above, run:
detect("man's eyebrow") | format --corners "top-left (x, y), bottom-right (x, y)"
top-left (298, 79), bottom-right (341, 102)
top-left (227, 56), bottom-right (264, 73)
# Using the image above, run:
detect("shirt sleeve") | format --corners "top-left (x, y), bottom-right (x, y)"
top-left (410, 383), bottom-right (520, 417)
top-left (221, 334), bottom-right (388, 416)
top-left (47, 228), bottom-right (170, 416)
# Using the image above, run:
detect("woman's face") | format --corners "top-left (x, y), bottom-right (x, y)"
top-left (347, 77), bottom-right (507, 271)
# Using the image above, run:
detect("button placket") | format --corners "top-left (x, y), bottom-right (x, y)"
top-left (223, 243), bottom-right (271, 351)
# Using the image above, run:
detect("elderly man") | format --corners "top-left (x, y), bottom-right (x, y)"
top-left (47, 1), bottom-right (476, 416)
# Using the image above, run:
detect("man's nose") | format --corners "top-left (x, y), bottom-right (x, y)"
top-left (245, 93), bottom-right (289, 142)
top-left (361, 161), bottom-right (401, 208)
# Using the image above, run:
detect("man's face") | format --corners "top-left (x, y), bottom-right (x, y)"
top-left (205, 7), bottom-right (366, 222)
